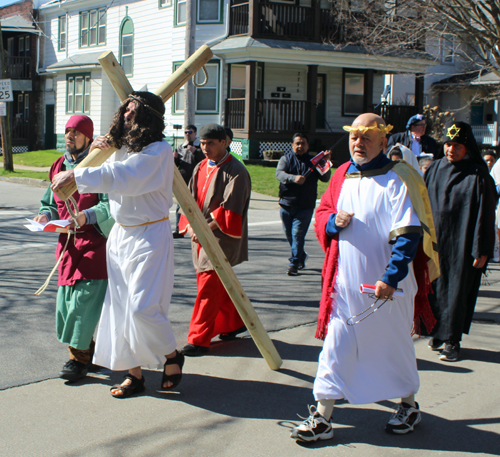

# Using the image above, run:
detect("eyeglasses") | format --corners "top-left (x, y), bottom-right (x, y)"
top-left (184, 130), bottom-right (194, 134)
top-left (346, 294), bottom-right (393, 326)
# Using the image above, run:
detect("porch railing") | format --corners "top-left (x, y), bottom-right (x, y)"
top-left (372, 104), bottom-right (419, 134)
top-left (472, 124), bottom-right (497, 145)
top-left (229, 2), bottom-right (424, 48)
top-left (255, 99), bottom-right (307, 132)
top-left (229, 2), bottom-right (250, 36)
top-left (225, 98), bottom-right (308, 133)
top-left (225, 98), bottom-right (246, 130)
top-left (5, 56), bottom-right (31, 79)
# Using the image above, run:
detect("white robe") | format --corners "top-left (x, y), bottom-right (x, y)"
top-left (74, 140), bottom-right (177, 370)
top-left (313, 170), bottom-right (421, 404)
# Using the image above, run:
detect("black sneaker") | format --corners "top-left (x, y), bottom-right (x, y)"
top-left (180, 344), bottom-right (209, 357)
top-left (298, 253), bottom-right (309, 270)
top-left (385, 402), bottom-right (421, 434)
top-left (287, 265), bottom-right (298, 276)
top-left (172, 231), bottom-right (184, 239)
top-left (428, 337), bottom-right (444, 351)
top-left (290, 406), bottom-right (334, 442)
top-left (60, 360), bottom-right (89, 381)
top-left (439, 342), bottom-right (460, 362)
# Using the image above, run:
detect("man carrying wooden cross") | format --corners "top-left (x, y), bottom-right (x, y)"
top-left (178, 123), bottom-right (251, 356)
top-left (51, 92), bottom-right (184, 398)
top-left (34, 115), bottom-right (113, 382)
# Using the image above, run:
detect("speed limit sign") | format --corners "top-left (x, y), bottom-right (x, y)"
top-left (0, 79), bottom-right (13, 102)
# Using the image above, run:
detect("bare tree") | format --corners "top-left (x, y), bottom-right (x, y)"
top-left (328, 0), bottom-right (500, 76)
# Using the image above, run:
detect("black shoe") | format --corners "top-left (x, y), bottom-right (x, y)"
top-left (298, 253), bottom-right (309, 270)
top-left (219, 326), bottom-right (247, 341)
top-left (60, 360), bottom-right (88, 381)
top-left (287, 265), bottom-right (298, 276)
top-left (428, 337), bottom-right (444, 351)
top-left (439, 342), bottom-right (460, 362)
top-left (180, 344), bottom-right (209, 357)
top-left (172, 231), bottom-right (185, 239)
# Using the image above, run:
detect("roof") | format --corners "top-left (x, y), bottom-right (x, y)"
top-left (431, 69), bottom-right (500, 87)
top-left (46, 52), bottom-right (103, 72)
top-left (211, 36), bottom-right (433, 73)
top-left (0, 15), bottom-right (40, 34)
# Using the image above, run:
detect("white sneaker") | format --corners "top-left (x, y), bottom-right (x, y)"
top-left (290, 405), bottom-right (334, 442)
top-left (385, 402), bottom-right (421, 434)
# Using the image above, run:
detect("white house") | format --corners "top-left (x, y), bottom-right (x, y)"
top-left (36, 0), bottom-right (432, 160)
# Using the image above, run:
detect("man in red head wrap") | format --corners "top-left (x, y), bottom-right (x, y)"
top-left (33, 115), bottom-right (114, 382)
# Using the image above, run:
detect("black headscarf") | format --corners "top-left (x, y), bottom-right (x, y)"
top-left (442, 121), bottom-right (487, 169)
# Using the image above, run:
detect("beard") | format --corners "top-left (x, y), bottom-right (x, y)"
top-left (66, 142), bottom-right (88, 157)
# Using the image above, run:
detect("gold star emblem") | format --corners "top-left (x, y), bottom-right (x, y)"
top-left (447, 124), bottom-right (460, 140)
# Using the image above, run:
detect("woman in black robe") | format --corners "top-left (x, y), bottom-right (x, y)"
top-left (424, 121), bottom-right (497, 362)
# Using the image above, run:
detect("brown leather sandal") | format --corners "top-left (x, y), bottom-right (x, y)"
top-left (110, 373), bottom-right (145, 398)
top-left (161, 350), bottom-right (185, 390)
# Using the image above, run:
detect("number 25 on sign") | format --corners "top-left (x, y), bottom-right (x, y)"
top-left (0, 79), bottom-right (13, 102)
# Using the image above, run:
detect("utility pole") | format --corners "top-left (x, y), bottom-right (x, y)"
top-left (184, 0), bottom-right (196, 128)
top-left (0, 20), bottom-right (13, 172)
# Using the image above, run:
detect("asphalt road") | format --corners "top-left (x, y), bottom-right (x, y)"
top-left (0, 180), bottom-right (323, 390)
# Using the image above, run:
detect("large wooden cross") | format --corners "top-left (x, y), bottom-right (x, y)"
top-left (53, 45), bottom-right (282, 370)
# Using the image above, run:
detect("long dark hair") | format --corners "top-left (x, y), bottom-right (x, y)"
top-left (108, 91), bottom-right (165, 153)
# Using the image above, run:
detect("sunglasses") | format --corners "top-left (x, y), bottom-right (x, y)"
top-left (413, 123), bottom-right (426, 127)
top-left (184, 130), bottom-right (194, 134)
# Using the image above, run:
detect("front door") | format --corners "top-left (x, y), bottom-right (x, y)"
top-left (45, 105), bottom-right (56, 149)
top-left (316, 74), bottom-right (326, 129)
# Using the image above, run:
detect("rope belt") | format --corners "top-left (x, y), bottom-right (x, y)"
top-left (34, 229), bottom-right (83, 296)
top-left (119, 216), bottom-right (169, 227)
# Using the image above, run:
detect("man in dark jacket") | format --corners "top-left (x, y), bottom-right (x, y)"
top-left (173, 124), bottom-right (204, 237)
top-left (387, 114), bottom-right (439, 158)
top-left (425, 121), bottom-right (497, 362)
top-left (276, 133), bottom-right (331, 276)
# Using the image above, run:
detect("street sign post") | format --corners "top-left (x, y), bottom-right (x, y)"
top-left (0, 79), bottom-right (13, 102)
top-left (0, 101), bottom-right (6, 116)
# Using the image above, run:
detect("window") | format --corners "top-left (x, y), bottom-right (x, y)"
top-left (159, 0), bottom-right (172, 7)
top-left (175, 0), bottom-right (187, 25)
top-left (58, 16), bottom-right (66, 51)
top-left (173, 61), bottom-right (220, 113)
top-left (198, 0), bottom-right (221, 23)
top-left (441, 35), bottom-right (455, 64)
top-left (67, 74), bottom-right (91, 113)
top-left (80, 8), bottom-right (106, 47)
top-left (25, 36), bottom-right (30, 53)
top-left (19, 37), bottom-right (24, 54)
top-left (230, 65), bottom-right (246, 98)
top-left (120, 18), bottom-right (134, 76)
top-left (343, 71), bottom-right (365, 116)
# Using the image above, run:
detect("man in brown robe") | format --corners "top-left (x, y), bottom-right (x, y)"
top-left (178, 124), bottom-right (251, 356)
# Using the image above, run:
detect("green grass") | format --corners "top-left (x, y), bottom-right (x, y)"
top-left (12, 149), bottom-right (60, 167)
top-left (246, 164), bottom-right (332, 198)
top-left (0, 169), bottom-right (49, 180)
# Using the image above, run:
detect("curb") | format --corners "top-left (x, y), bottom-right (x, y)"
top-left (0, 176), bottom-right (49, 188)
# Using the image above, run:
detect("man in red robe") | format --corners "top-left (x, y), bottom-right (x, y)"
top-left (179, 124), bottom-right (251, 356)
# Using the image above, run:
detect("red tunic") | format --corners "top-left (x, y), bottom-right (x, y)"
top-left (49, 157), bottom-right (108, 286)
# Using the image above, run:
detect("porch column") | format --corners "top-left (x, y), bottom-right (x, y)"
top-left (363, 69), bottom-right (374, 112)
top-left (415, 73), bottom-right (424, 112)
top-left (306, 64), bottom-right (318, 134)
top-left (313, 0), bottom-right (321, 42)
top-left (244, 61), bottom-right (257, 133)
top-left (249, 0), bottom-right (260, 37)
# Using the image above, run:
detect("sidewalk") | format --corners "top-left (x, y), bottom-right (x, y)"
top-left (1, 267), bottom-right (499, 456)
